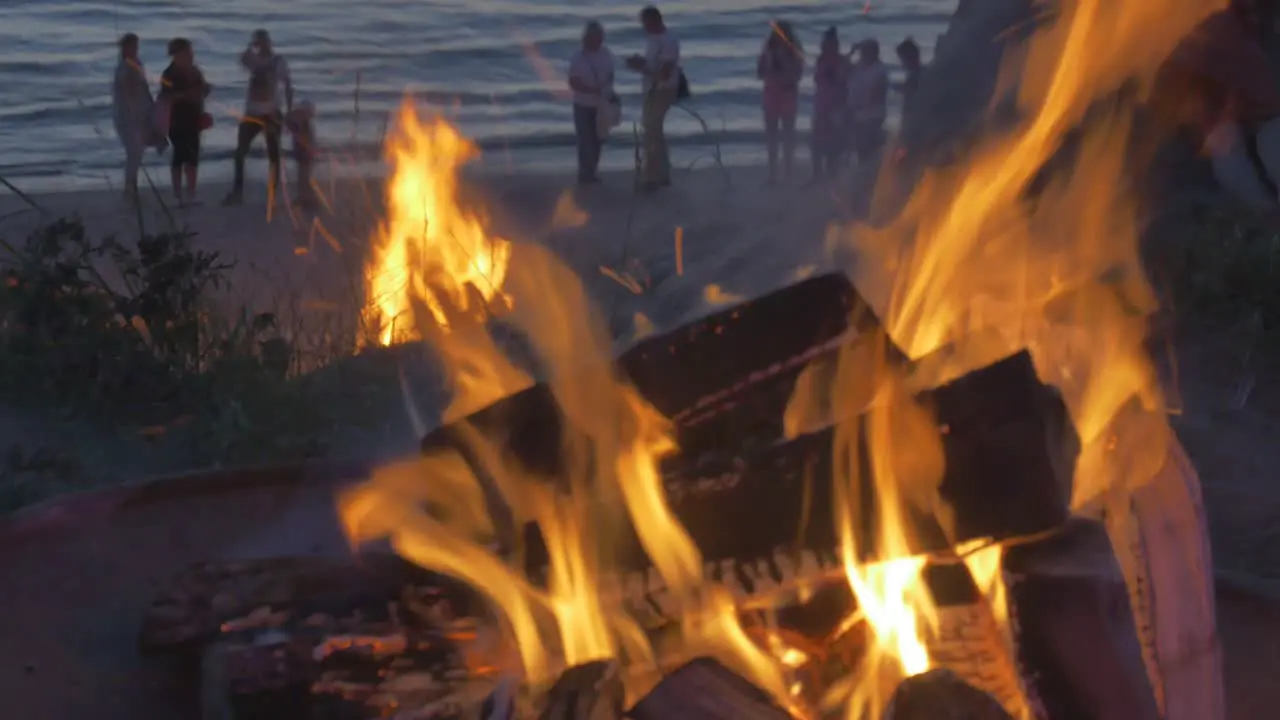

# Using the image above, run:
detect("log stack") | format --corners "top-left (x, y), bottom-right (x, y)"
top-left (139, 274), bottom-right (1223, 718)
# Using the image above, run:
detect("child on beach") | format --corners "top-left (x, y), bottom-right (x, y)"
top-left (810, 27), bottom-right (851, 182)
top-left (287, 101), bottom-right (318, 210)
top-left (757, 20), bottom-right (805, 184)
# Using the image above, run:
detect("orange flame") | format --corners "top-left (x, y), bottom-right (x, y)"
top-left (799, 0), bottom-right (1220, 716)
top-left (349, 99), bottom-right (801, 711)
top-left (363, 102), bottom-right (512, 346)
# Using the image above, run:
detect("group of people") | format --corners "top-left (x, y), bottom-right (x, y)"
top-left (566, 7), bottom-right (923, 190)
top-left (568, 6), bottom-right (683, 191)
top-left (764, 23), bottom-right (921, 184)
top-left (111, 29), bottom-right (316, 209)
top-left (113, 8), bottom-right (916, 208)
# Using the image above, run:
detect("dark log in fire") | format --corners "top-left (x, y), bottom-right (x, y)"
top-left (421, 273), bottom-right (1077, 574)
top-left (1004, 518), bottom-right (1162, 720)
top-left (537, 660), bottom-right (624, 720)
top-left (884, 668), bottom-right (1014, 720)
top-left (144, 538), bottom-right (1165, 720)
top-left (628, 658), bottom-right (792, 720)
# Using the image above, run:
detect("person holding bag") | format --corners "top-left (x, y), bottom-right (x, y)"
top-left (568, 20), bottom-right (617, 185)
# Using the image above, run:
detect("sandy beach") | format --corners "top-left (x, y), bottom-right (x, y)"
top-left (0, 161), bottom-right (855, 349)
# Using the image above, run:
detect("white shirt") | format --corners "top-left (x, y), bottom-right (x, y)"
top-left (847, 60), bottom-right (889, 123)
top-left (242, 50), bottom-right (291, 116)
top-left (568, 47), bottom-right (615, 108)
top-left (643, 32), bottom-right (681, 93)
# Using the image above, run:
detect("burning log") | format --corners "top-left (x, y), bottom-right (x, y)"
top-left (420, 275), bottom-right (1076, 575)
top-left (883, 668), bottom-right (1014, 720)
top-left (420, 273), bottom-right (879, 479)
top-left (627, 658), bottom-right (792, 720)
top-left (1004, 518), bottom-right (1162, 720)
top-left (141, 555), bottom-right (473, 653)
top-left (537, 661), bottom-right (624, 720)
top-left (145, 556), bottom-right (500, 719)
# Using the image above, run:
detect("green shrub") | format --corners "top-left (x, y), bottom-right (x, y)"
top-left (0, 217), bottom-right (401, 509)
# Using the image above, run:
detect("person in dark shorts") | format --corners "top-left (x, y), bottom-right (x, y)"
top-left (224, 29), bottom-right (293, 207)
top-left (159, 38), bottom-right (211, 206)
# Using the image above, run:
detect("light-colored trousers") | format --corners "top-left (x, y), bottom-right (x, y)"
top-left (642, 86), bottom-right (677, 185)
top-left (124, 144), bottom-right (143, 197)
top-left (1205, 119), bottom-right (1280, 210)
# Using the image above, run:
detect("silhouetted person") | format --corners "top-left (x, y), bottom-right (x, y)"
top-left (158, 38), bottom-right (211, 206)
top-left (810, 27), bottom-right (851, 182)
top-left (626, 6), bottom-right (681, 191)
top-left (895, 37), bottom-right (923, 118)
top-left (758, 21), bottom-right (804, 184)
top-left (224, 29), bottom-right (293, 206)
top-left (847, 39), bottom-right (889, 168)
top-left (568, 20), bottom-right (616, 184)
top-left (112, 33), bottom-right (159, 206)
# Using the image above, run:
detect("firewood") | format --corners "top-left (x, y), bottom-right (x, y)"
top-left (479, 676), bottom-right (519, 720)
top-left (920, 564), bottom-right (1039, 719)
top-left (202, 622), bottom-right (485, 720)
top-left (421, 284), bottom-right (1075, 578)
top-left (883, 668), bottom-right (1014, 720)
top-left (141, 554), bottom-right (471, 653)
top-left (627, 657), bottom-right (792, 720)
top-left (1004, 518), bottom-right (1161, 720)
top-left (537, 661), bottom-right (624, 720)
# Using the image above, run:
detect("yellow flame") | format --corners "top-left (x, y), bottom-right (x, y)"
top-left (349, 100), bottom-right (800, 710)
top-left (800, 0), bottom-right (1219, 716)
top-left (363, 102), bottom-right (512, 345)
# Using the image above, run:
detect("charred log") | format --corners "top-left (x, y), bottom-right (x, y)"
top-left (537, 661), bottom-right (624, 720)
top-left (420, 276), bottom-right (1076, 582)
top-left (627, 658), bottom-right (792, 720)
top-left (884, 668), bottom-right (1014, 720)
top-left (1004, 518), bottom-right (1162, 720)
top-left (421, 273), bottom-right (880, 478)
top-left (141, 555), bottom-right (475, 653)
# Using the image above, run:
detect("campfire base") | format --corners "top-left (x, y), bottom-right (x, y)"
top-left (885, 669), bottom-right (1014, 720)
top-left (627, 658), bottom-right (791, 720)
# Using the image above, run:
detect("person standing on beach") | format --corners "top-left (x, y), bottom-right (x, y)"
top-left (223, 29), bottom-right (293, 207)
top-left (895, 37), bottom-right (922, 118)
top-left (846, 39), bottom-right (889, 168)
top-left (810, 27), bottom-right (851, 183)
top-left (568, 21), bottom-right (616, 185)
top-left (757, 21), bottom-right (804, 185)
top-left (112, 33), bottom-right (160, 206)
top-left (158, 38), bottom-right (211, 207)
top-left (626, 6), bottom-right (681, 191)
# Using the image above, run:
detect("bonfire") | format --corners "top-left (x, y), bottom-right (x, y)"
top-left (139, 1), bottom-right (1224, 718)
